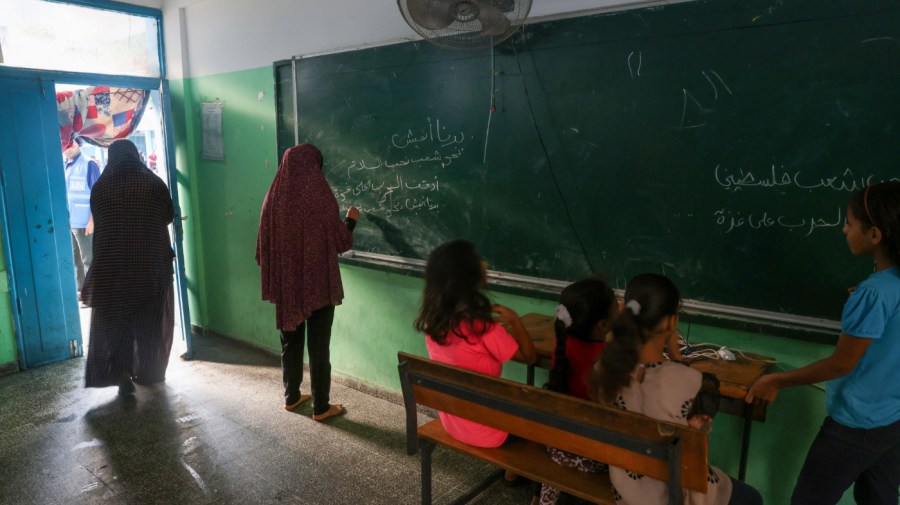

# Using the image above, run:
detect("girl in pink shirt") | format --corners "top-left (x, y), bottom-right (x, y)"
top-left (415, 239), bottom-right (537, 448)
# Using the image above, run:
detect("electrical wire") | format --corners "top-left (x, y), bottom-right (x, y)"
top-left (680, 342), bottom-right (777, 364)
top-left (511, 41), bottom-right (595, 273)
top-left (482, 46), bottom-right (495, 164)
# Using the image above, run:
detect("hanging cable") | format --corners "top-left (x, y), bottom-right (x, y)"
top-left (511, 38), bottom-right (595, 273)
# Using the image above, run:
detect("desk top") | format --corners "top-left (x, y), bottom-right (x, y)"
top-left (520, 313), bottom-right (774, 401)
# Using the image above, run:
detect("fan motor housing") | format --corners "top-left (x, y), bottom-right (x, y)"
top-left (452, 1), bottom-right (480, 23)
top-left (399, 0), bottom-right (532, 50)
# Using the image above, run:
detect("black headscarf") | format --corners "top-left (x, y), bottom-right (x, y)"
top-left (104, 138), bottom-right (145, 174)
top-left (82, 140), bottom-right (175, 311)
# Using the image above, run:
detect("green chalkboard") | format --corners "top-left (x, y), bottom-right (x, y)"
top-left (275, 0), bottom-right (900, 324)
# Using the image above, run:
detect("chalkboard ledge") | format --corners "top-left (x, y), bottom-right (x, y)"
top-left (338, 250), bottom-right (565, 302)
top-left (679, 311), bottom-right (840, 346)
top-left (339, 250), bottom-right (842, 345)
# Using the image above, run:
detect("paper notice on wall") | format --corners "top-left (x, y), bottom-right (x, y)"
top-left (201, 102), bottom-right (224, 160)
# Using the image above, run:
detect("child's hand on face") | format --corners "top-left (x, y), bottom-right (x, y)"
top-left (666, 330), bottom-right (683, 361)
top-left (491, 304), bottom-right (519, 326)
top-left (688, 414), bottom-right (712, 433)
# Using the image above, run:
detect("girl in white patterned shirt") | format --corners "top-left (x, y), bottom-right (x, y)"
top-left (593, 274), bottom-right (762, 505)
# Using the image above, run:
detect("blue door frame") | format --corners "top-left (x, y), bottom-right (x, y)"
top-left (0, 0), bottom-right (194, 368)
top-left (0, 70), bottom-right (193, 368)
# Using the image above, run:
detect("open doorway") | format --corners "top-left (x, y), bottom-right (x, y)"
top-left (1, 1), bottom-right (191, 371)
top-left (56, 83), bottom-right (187, 359)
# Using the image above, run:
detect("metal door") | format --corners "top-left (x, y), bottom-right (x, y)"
top-left (0, 76), bottom-right (81, 368)
top-left (159, 80), bottom-right (193, 358)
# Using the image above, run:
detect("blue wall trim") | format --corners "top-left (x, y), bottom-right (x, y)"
top-left (0, 68), bottom-right (160, 90)
top-left (46, 0), bottom-right (161, 18)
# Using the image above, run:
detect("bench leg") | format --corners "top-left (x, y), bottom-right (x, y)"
top-left (738, 403), bottom-right (753, 481)
top-left (420, 440), bottom-right (435, 505)
top-left (667, 438), bottom-right (684, 505)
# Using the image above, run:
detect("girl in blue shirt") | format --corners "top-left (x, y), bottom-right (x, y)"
top-left (747, 181), bottom-right (900, 505)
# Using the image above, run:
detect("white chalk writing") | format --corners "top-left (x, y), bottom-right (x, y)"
top-left (714, 164), bottom-right (880, 192)
top-left (674, 70), bottom-right (733, 130)
top-left (345, 145), bottom-right (464, 178)
top-left (711, 163), bottom-right (900, 235)
top-left (337, 117), bottom-right (468, 216)
top-left (390, 117), bottom-right (465, 149)
top-left (714, 206), bottom-right (844, 236)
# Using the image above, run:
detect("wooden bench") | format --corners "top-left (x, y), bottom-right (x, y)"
top-left (398, 351), bottom-right (710, 505)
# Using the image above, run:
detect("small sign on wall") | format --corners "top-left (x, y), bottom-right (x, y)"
top-left (201, 102), bottom-right (224, 161)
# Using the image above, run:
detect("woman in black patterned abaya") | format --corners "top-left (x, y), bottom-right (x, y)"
top-left (82, 139), bottom-right (175, 395)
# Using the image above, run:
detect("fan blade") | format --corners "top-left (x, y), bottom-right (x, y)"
top-left (477, 2), bottom-right (511, 36)
top-left (408, 0), bottom-right (455, 30)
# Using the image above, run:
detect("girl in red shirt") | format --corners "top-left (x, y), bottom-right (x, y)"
top-left (536, 276), bottom-right (619, 505)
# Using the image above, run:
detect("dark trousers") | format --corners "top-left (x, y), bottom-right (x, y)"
top-left (792, 416), bottom-right (900, 505)
top-left (729, 477), bottom-right (763, 505)
top-left (71, 228), bottom-right (93, 291)
top-left (280, 305), bottom-right (335, 416)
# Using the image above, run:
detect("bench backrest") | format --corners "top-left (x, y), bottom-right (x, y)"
top-left (398, 351), bottom-right (709, 494)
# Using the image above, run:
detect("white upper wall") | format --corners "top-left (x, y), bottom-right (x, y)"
top-left (158, 0), bottom-right (681, 79)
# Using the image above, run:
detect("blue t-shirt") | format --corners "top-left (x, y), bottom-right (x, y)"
top-left (827, 267), bottom-right (900, 429)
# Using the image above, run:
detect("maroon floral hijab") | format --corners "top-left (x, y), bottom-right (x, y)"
top-left (256, 144), bottom-right (353, 331)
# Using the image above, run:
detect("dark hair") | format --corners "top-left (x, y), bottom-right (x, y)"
top-left (414, 239), bottom-right (493, 345)
top-left (546, 276), bottom-right (616, 394)
top-left (848, 181), bottom-right (900, 265)
top-left (594, 273), bottom-right (681, 403)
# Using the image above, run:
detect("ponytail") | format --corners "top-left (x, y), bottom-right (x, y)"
top-left (546, 276), bottom-right (616, 395)
top-left (593, 273), bottom-right (681, 404)
top-left (596, 309), bottom-right (641, 403)
top-left (546, 319), bottom-right (570, 393)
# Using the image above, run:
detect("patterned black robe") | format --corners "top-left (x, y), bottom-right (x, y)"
top-left (83, 139), bottom-right (175, 388)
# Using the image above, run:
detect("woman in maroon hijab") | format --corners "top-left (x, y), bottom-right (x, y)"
top-left (256, 144), bottom-right (359, 421)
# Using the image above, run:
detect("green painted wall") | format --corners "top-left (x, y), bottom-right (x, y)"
top-left (0, 237), bottom-right (19, 368)
top-left (172, 65), bottom-right (853, 504)
top-left (168, 78), bottom-right (206, 328)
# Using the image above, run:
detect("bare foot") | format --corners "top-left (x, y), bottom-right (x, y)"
top-left (312, 404), bottom-right (345, 421)
top-left (284, 394), bottom-right (312, 411)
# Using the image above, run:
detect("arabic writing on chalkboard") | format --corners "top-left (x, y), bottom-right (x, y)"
top-left (713, 164), bottom-right (899, 235)
top-left (333, 117), bottom-right (469, 217)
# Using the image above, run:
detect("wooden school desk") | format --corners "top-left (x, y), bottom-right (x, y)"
top-left (518, 313), bottom-right (774, 481)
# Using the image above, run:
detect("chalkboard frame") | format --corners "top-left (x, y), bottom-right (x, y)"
top-left (270, 0), bottom-right (900, 343)
top-left (272, 52), bottom-right (844, 343)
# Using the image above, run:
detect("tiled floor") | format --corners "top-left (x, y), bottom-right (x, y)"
top-left (0, 329), bottom-right (535, 504)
